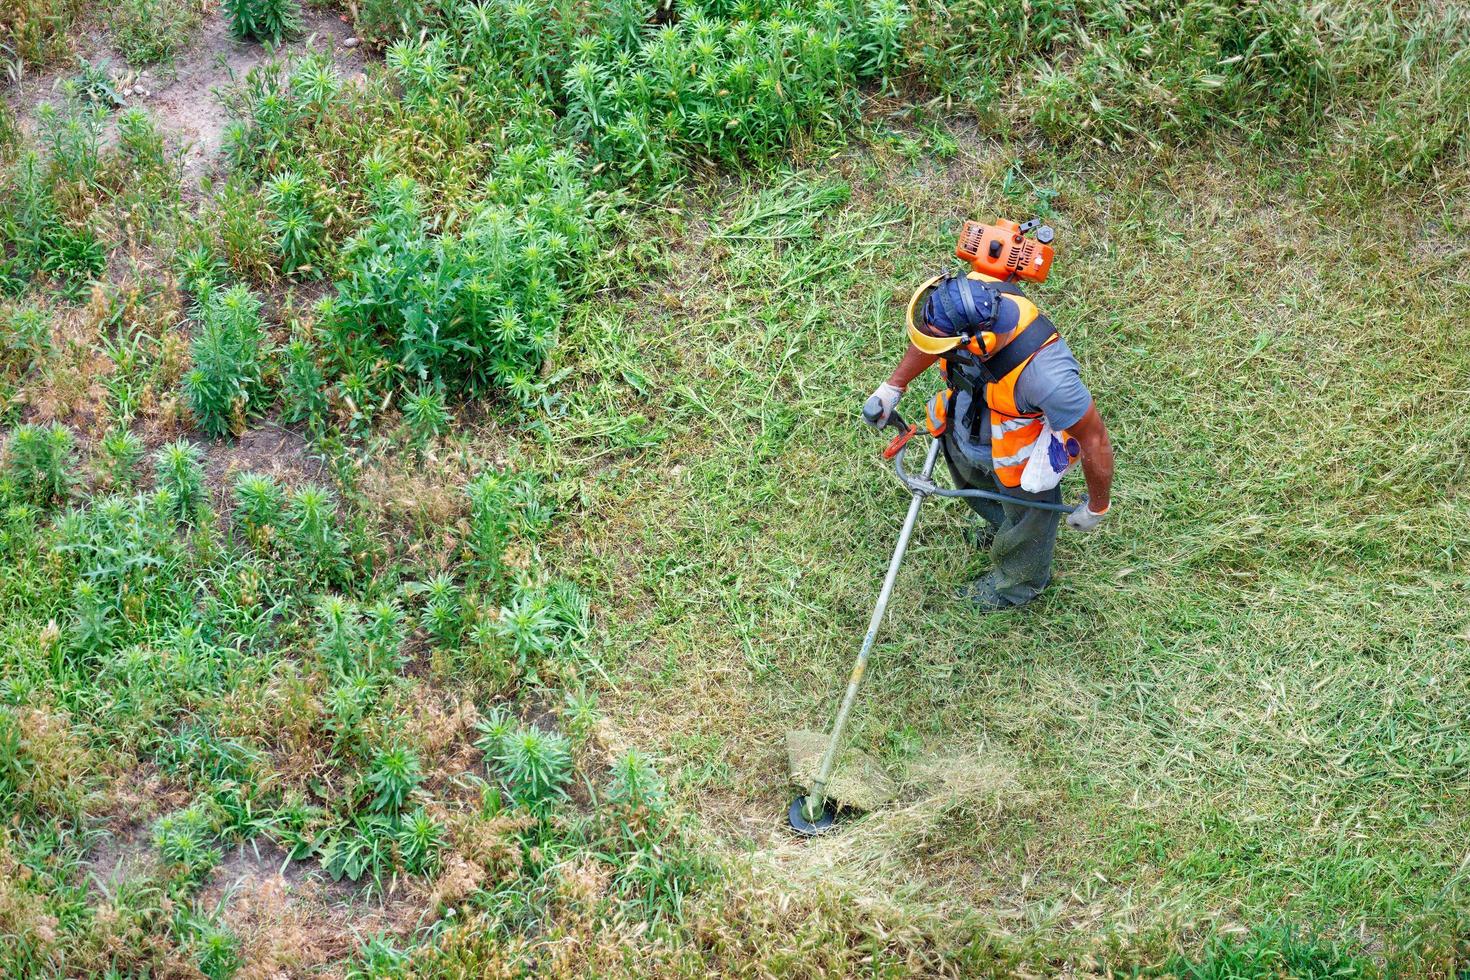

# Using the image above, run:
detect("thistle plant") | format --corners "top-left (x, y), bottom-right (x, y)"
top-left (69, 580), bottom-right (118, 662)
top-left (183, 284), bottom-right (269, 437)
top-left (289, 53), bottom-right (341, 111)
top-left (232, 471), bottom-right (283, 548)
top-left (4, 423), bottom-right (75, 507)
top-left (153, 440), bottom-right (207, 524)
top-left (563, 687), bottom-right (600, 741)
top-left (153, 804), bottom-right (220, 887)
top-left (473, 705), bottom-right (517, 760)
top-left (287, 484), bottom-right (344, 581)
top-left (314, 595), bottom-right (360, 673)
top-left (176, 244), bottom-right (223, 305)
top-left (226, 0), bottom-right (303, 44)
top-left (362, 599), bottom-right (406, 673)
top-left (858, 0), bottom-right (909, 84)
top-left (402, 384), bottom-right (449, 449)
top-left (263, 169), bottom-right (321, 277)
top-left (494, 588), bottom-right (559, 676)
top-left (365, 744), bottom-right (422, 814)
top-left (280, 333), bottom-right (328, 428)
top-left (193, 919), bottom-right (242, 980)
top-left (1, 303), bottom-right (51, 376)
top-left (608, 748), bottom-right (664, 812)
top-left (323, 673), bottom-right (375, 756)
top-left (394, 807), bottom-right (445, 875)
top-left (413, 572), bottom-right (463, 649)
top-left (98, 428), bottom-right (145, 490)
top-left (494, 724), bottom-right (572, 813)
top-left (466, 471), bottom-right (512, 582)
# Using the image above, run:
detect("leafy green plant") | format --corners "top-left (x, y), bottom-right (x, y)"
top-left (320, 813), bottom-right (396, 892)
top-left (1, 151), bottom-right (106, 299)
top-left (110, 0), bottom-right (201, 67)
top-left (153, 439), bottom-right (207, 523)
top-left (286, 484), bottom-right (344, 581)
top-left (211, 177), bottom-right (275, 284)
top-left (321, 170), bottom-right (587, 403)
top-left (72, 57), bottom-right (123, 108)
top-left (394, 806), bottom-right (445, 874)
top-left (492, 724), bottom-right (571, 813)
top-left (225, 0), bottom-right (303, 44)
top-left (153, 804), bottom-right (220, 887)
top-left (183, 283), bottom-right (270, 437)
top-left (262, 169), bottom-right (321, 277)
top-left (232, 471), bottom-right (282, 547)
top-left (3, 422), bottom-right (74, 507)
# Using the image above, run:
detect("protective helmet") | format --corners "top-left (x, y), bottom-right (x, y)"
top-left (905, 273), bottom-right (1000, 355)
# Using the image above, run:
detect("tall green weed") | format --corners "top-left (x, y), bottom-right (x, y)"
top-left (182, 283), bottom-right (271, 437)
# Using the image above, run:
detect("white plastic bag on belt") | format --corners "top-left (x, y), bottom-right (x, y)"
top-left (1019, 421), bottom-right (1080, 493)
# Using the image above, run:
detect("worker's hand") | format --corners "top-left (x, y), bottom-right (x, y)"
top-left (1066, 502), bottom-right (1109, 533)
top-left (863, 382), bottom-right (904, 428)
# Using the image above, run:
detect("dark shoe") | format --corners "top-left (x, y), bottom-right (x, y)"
top-left (958, 576), bottom-right (1017, 613)
top-left (958, 572), bottom-right (1050, 612)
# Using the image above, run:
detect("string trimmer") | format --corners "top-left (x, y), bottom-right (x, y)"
top-left (786, 403), bottom-right (1084, 836)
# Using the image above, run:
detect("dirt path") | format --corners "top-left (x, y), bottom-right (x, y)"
top-left (4, 7), bottom-right (367, 185)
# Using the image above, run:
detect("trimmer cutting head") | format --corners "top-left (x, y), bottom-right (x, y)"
top-left (787, 795), bottom-right (836, 836)
top-left (784, 730), bottom-right (897, 837)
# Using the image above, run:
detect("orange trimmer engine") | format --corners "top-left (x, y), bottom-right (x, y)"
top-left (956, 217), bottom-right (1056, 283)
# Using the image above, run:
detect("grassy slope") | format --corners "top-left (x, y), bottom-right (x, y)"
top-left (536, 132), bottom-right (1470, 967)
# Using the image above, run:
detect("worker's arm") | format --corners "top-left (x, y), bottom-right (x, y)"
top-left (865, 343), bottom-right (940, 426)
top-left (1066, 403), bottom-right (1114, 529)
top-left (885, 343), bottom-right (939, 390)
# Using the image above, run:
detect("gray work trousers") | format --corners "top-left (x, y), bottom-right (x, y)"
top-left (941, 429), bottom-right (1060, 606)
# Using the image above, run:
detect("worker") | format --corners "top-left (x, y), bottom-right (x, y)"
top-left (865, 271), bottom-right (1114, 611)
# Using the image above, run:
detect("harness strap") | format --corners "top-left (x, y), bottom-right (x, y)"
top-left (984, 313), bottom-right (1056, 383)
top-left (955, 276), bottom-right (981, 328)
top-left (932, 279), bottom-right (959, 330)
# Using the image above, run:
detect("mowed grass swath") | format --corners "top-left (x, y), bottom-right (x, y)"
top-left (1, 0), bottom-right (1468, 976)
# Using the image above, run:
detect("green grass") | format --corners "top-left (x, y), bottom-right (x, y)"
top-left (532, 148), bottom-right (1470, 970)
top-left (2, 0), bottom-right (1469, 974)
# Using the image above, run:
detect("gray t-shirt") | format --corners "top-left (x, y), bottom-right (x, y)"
top-left (946, 336), bottom-right (1092, 466)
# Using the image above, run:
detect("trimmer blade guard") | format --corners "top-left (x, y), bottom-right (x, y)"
top-left (788, 795), bottom-right (837, 836)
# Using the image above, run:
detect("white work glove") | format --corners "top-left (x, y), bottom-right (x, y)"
top-left (1066, 502), bottom-right (1109, 533)
top-left (863, 382), bottom-right (904, 428)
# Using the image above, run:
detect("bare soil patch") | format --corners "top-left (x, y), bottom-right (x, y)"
top-left (200, 840), bottom-right (429, 975)
top-left (201, 421), bottom-right (326, 499)
top-left (4, 8), bottom-right (366, 185)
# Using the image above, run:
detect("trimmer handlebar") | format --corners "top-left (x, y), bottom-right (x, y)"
top-left (861, 396), bottom-right (907, 433)
top-left (862, 402), bottom-right (1083, 515)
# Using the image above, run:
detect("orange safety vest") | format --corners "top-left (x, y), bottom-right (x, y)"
top-left (924, 275), bottom-right (1062, 488)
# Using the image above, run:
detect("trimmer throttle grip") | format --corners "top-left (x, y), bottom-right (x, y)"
top-left (861, 396), bottom-right (909, 435)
